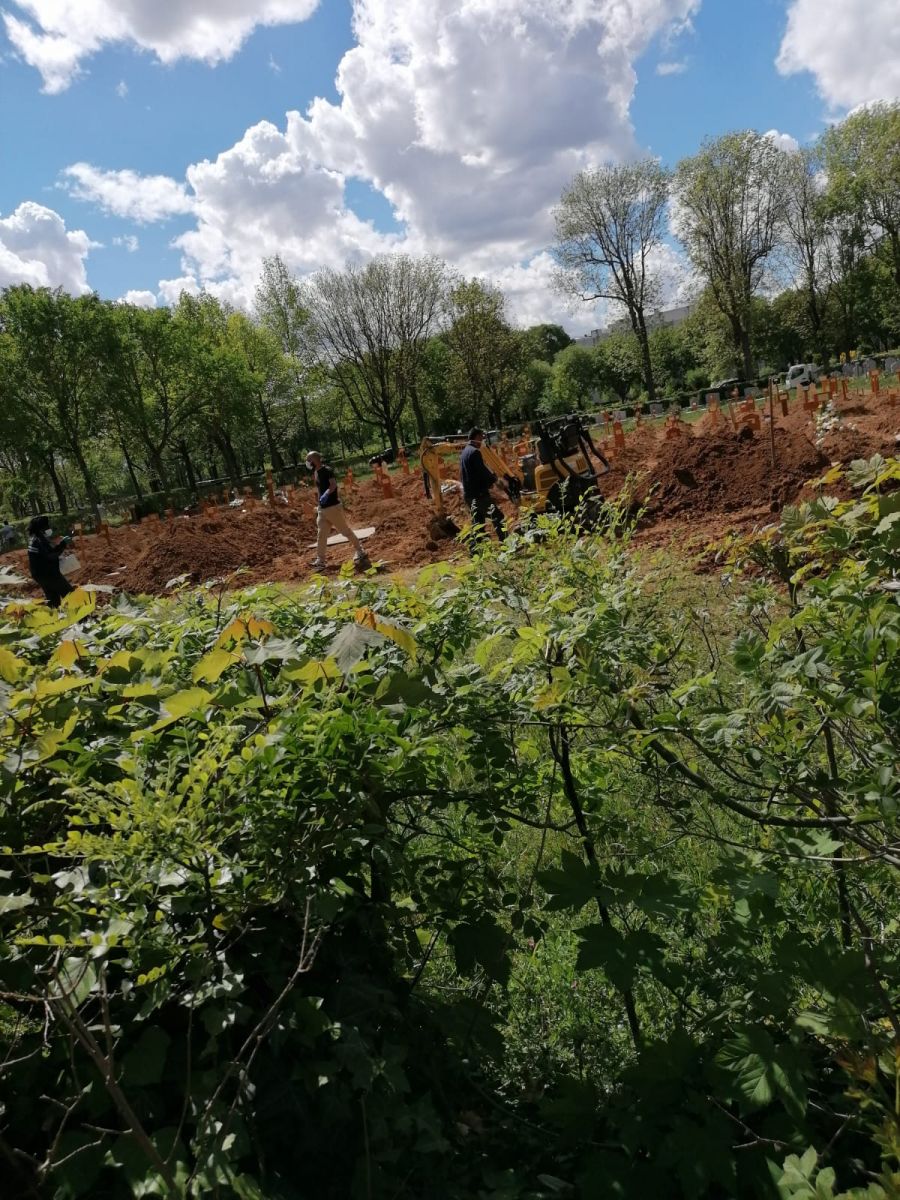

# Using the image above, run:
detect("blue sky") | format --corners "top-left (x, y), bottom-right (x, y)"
top-left (0, 0), bottom-right (895, 331)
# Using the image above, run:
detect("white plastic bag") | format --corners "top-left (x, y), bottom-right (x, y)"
top-left (59, 553), bottom-right (81, 576)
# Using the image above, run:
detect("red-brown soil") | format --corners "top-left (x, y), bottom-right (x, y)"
top-left (6, 391), bottom-right (898, 596)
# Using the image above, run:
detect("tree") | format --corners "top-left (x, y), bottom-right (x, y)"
top-left (175, 293), bottom-right (258, 486)
top-left (227, 312), bottom-right (295, 470)
top-left (304, 255), bottom-right (447, 451)
top-left (519, 357), bottom-right (553, 418)
top-left (386, 255), bottom-right (448, 437)
top-left (547, 345), bottom-right (596, 415)
top-left (673, 131), bottom-right (790, 378)
top-left (647, 324), bottom-right (701, 396)
top-left (443, 278), bottom-right (522, 428)
top-left (518, 323), bottom-right (573, 364)
top-left (255, 255), bottom-right (320, 446)
top-left (782, 147), bottom-right (830, 360)
top-left (0, 286), bottom-right (113, 518)
top-left (592, 332), bottom-right (642, 405)
top-left (822, 101), bottom-right (900, 289)
top-left (104, 304), bottom-right (200, 494)
top-left (554, 160), bottom-right (670, 405)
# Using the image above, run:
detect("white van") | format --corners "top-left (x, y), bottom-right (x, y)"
top-left (785, 363), bottom-right (821, 388)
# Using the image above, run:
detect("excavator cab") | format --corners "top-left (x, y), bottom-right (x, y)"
top-left (418, 415), bottom-right (610, 540)
top-left (532, 416), bottom-right (610, 523)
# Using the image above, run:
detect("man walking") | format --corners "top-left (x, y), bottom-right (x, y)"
top-left (306, 452), bottom-right (371, 570)
top-left (459, 428), bottom-right (506, 554)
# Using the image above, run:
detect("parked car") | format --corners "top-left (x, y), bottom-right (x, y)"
top-left (709, 378), bottom-right (742, 399)
top-left (369, 445), bottom-right (415, 467)
top-left (784, 363), bottom-right (821, 388)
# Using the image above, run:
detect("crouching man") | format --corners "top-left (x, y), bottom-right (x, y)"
top-left (305, 451), bottom-right (371, 570)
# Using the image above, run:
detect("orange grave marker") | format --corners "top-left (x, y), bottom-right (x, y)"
top-left (379, 467), bottom-right (394, 499)
top-left (739, 399), bottom-right (761, 432)
top-left (828, 377), bottom-right (838, 397)
top-left (397, 449), bottom-right (410, 474)
top-left (802, 386), bottom-right (819, 413)
top-left (98, 521), bottom-right (111, 543)
top-left (870, 370), bottom-right (880, 397)
top-left (265, 469), bottom-right (276, 505)
top-left (612, 420), bottom-right (626, 452)
top-left (707, 396), bottom-right (721, 426)
top-left (344, 468), bottom-right (354, 494)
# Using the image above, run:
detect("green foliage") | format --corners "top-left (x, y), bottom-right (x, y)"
top-left (544, 345), bottom-right (596, 415)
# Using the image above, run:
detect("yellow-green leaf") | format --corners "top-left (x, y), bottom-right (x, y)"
top-left (0, 647), bottom-right (25, 683)
top-left (33, 676), bottom-right (93, 699)
top-left (283, 658), bottom-right (342, 683)
top-left (192, 647), bottom-right (241, 684)
top-left (137, 688), bottom-right (214, 737)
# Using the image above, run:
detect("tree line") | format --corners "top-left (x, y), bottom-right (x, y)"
top-left (555, 101), bottom-right (899, 404)
top-left (0, 103), bottom-right (896, 519)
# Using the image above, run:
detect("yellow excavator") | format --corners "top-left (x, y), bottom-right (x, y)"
top-left (419, 416), bottom-right (611, 538)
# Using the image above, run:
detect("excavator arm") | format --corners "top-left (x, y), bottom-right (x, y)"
top-left (419, 437), bottom-right (523, 515)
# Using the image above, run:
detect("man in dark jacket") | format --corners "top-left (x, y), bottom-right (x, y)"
top-left (460, 428), bottom-right (506, 554)
top-left (27, 515), bottom-right (74, 607)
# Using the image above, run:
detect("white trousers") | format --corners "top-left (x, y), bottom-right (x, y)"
top-left (316, 504), bottom-right (363, 558)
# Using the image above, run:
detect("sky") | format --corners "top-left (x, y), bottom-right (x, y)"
top-left (1, 0), bottom-right (898, 336)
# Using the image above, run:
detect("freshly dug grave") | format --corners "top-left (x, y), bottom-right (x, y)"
top-left (5, 472), bottom-right (513, 597)
top-left (5, 392), bottom-right (897, 596)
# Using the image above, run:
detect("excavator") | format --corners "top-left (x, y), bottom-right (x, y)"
top-left (419, 414), bottom-right (611, 538)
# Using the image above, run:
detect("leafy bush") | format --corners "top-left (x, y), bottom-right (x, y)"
top-left (1, 462), bottom-right (898, 1198)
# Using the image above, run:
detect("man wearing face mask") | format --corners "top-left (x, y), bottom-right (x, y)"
top-left (305, 452), bottom-right (371, 571)
top-left (27, 515), bottom-right (74, 607)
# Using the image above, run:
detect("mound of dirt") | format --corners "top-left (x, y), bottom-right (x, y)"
top-left (638, 424), bottom-right (829, 518)
top-left (5, 393), bottom-right (897, 597)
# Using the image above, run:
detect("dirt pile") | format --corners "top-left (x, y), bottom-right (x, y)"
top-left (635, 423), bottom-right (829, 519)
top-left (5, 393), bottom-right (898, 596)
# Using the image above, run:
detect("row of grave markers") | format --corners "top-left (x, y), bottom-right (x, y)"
top-left (92, 371), bottom-right (899, 539)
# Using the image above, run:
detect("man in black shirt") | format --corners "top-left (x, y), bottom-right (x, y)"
top-left (27, 515), bottom-right (74, 607)
top-left (305, 452), bottom-right (371, 570)
top-left (459, 428), bottom-right (506, 554)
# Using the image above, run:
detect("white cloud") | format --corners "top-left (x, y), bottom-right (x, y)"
top-left (59, 0), bottom-right (701, 329)
top-left (656, 60), bottom-right (687, 76)
top-left (116, 79), bottom-right (128, 99)
top-left (119, 289), bottom-right (157, 307)
top-left (113, 234), bottom-right (140, 252)
top-left (763, 129), bottom-right (801, 154)
top-left (0, 201), bottom-right (96, 294)
top-left (157, 275), bottom-right (201, 306)
top-left (4, 0), bottom-right (321, 94)
top-left (144, 0), bottom-right (698, 323)
top-left (777, 0), bottom-right (900, 110)
top-left (62, 163), bottom-right (193, 223)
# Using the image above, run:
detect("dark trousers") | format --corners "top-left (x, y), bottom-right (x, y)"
top-left (468, 493), bottom-right (506, 554)
top-left (38, 576), bottom-right (74, 608)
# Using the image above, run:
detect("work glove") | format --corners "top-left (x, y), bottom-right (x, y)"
top-left (319, 493), bottom-right (329, 505)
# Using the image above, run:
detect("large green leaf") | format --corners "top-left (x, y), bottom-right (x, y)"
top-left (575, 925), bottom-right (665, 989)
top-left (715, 1026), bottom-right (808, 1119)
